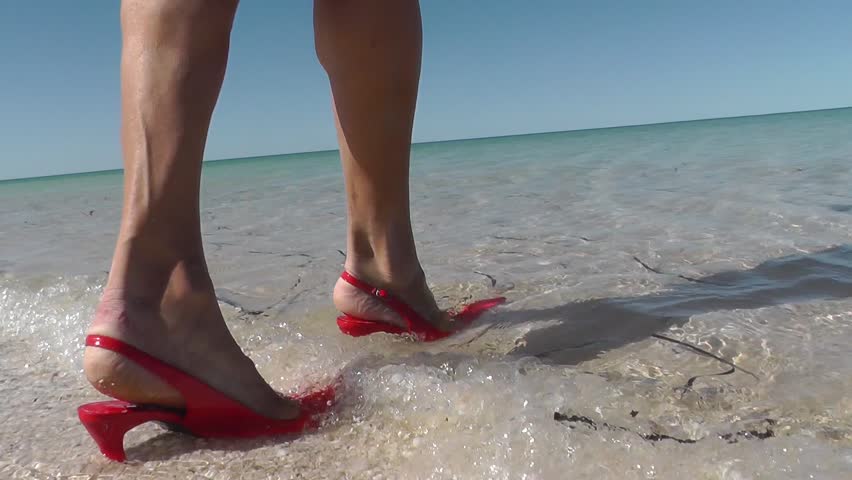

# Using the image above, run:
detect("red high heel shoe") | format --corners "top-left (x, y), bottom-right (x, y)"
top-left (78, 335), bottom-right (336, 462)
top-left (336, 271), bottom-right (507, 342)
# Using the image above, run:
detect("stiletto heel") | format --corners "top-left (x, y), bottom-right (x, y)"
top-left (79, 335), bottom-right (337, 461)
top-left (78, 400), bottom-right (183, 462)
top-left (336, 271), bottom-right (507, 342)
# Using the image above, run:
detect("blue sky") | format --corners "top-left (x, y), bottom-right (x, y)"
top-left (1, 1), bottom-right (851, 180)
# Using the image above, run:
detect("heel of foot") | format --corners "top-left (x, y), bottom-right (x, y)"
top-left (83, 346), bottom-right (185, 408)
top-left (333, 277), bottom-right (407, 328)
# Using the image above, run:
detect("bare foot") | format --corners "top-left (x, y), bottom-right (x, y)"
top-left (333, 264), bottom-right (459, 332)
top-left (83, 284), bottom-right (299, 419)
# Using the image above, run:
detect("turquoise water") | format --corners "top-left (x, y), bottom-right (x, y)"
top-left (2, 109), bottom-right (852, 478)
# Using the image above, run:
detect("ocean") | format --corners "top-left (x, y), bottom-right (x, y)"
top-left (1, 108), bottom-right (851, 478)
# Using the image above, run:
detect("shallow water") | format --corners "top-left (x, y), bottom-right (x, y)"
top-left (2, 109), bottom-right (852, 479)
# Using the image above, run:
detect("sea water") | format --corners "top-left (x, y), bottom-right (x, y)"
top-left (1, 108), bottom-right (851, 478)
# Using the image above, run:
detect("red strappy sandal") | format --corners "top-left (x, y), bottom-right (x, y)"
top-left (336, 271), bottom-right (506, 342)
top-left (78, 335), bottom-right (336, 462)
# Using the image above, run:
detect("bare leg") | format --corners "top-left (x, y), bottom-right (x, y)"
top-left (315, 0), bottom-right (453, 329)
top-left (84, 0), bottom-right (297, 418)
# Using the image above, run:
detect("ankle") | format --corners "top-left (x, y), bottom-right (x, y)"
top-left (344, 253), bottom-right (424, 291)
top-left (106, 236), bottom-right (212, 303)
top-left (92, 267), bottom-right (219, 341)
top-left (345, 217), bottom-right (423, 280)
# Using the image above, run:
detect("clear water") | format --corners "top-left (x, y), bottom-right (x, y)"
top-left (2, 109), bottom-right (852, 479)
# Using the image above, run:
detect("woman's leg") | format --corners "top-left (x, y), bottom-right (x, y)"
top-left (315, 0), bottom-right (453, 329)
top-left (84, 0), bottom-right (296, 419)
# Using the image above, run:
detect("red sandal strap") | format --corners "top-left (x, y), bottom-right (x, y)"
top-left (85, 335), bottom-right (244, 411)
top-left (339, 271), bottom-right (438, 335)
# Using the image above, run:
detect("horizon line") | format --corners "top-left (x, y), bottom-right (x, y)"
top-left (3, 105), bottom-right (849, 183)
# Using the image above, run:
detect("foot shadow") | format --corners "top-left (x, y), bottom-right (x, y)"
top-left (122, 428), bottom-right (270, 462)
top-left (497, 245), bottom-right (852, 365)
top-left (122, 422), bottom-right (330, 462)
